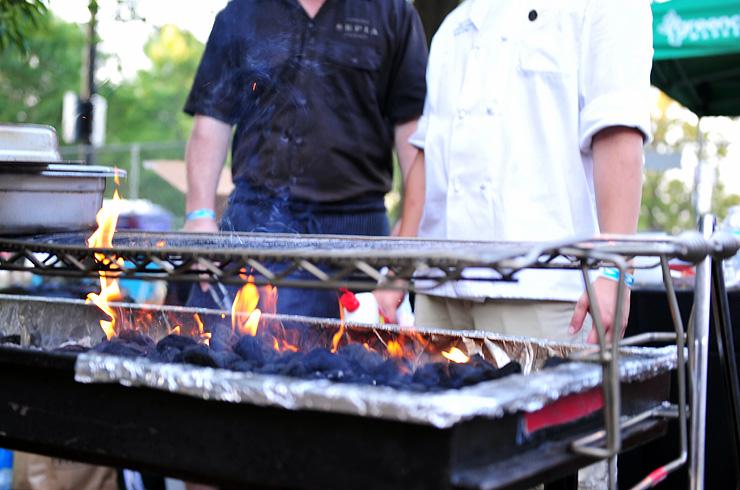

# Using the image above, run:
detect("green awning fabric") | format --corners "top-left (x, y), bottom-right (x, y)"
top-left (652, 0), bottom-right (740, 116)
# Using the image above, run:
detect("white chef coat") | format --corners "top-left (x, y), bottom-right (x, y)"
top-left (411, 0), bottom-right (653, 301)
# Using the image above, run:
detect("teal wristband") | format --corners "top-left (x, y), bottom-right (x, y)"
top-left (186, 208), bottom-right (216, 221)
top-left (601, 267), bottom-right (635, 288)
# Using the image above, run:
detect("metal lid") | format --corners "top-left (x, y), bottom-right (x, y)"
top-left (0, 161), bottom-right (125, 178)
top-left (0, 124), bottom-right (62, 162)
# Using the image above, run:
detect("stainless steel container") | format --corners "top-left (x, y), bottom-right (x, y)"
top-left (0, 163), bottom-right (123, 235)
top-left (0, 124), bottom-right (61, 162)
top-left (0, 123), bottom-right (123, 235)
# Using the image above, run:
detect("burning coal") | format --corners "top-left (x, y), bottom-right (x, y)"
top-left (91, 328), bottom-right (521, 392)
top-left (78, 174), bottom-right (521, 391)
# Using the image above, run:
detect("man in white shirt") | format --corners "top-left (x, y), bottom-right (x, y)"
top-left (387, 0), bottom-right (652, 348)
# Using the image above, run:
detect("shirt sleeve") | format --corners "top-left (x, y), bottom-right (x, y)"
top-left (183, 5), bottom-right (248, 125)
top-left (384, 1), bottom-right (429, 125)
top-left (578, 0), bottom-right (653, 152)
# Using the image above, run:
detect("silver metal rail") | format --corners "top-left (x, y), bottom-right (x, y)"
top-left (688, 216), bottom-right (716, 490)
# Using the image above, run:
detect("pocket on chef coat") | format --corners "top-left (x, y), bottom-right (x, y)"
top-left (517, 8), bottom-right (575, 75)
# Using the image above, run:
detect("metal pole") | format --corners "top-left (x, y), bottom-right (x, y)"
top-left (689, 214), bottom-right (714, 490)
top-left (81, 0), bottom-right (98, 165)
top-left (710, 258), bottom-right (740, 476)
top-left (130, 143), bottom-right (141, 200)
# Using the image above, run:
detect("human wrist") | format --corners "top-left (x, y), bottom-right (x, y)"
top-left (600, 267), bottom-right (635, 288)
top-left (185, 208), bottom-right (216, 222)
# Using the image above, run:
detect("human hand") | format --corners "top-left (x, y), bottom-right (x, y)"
top-left (372, 289), bottom-right (406, 324)
top-left (569, 277), bottom-right (631, 344)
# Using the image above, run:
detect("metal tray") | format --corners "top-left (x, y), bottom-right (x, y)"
top-left (0, 165), bottom-right (124, 235)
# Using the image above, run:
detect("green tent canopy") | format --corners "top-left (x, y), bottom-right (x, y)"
top-left (652, 0), bottom-right (740, 116)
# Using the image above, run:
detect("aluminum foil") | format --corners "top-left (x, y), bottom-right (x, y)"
top-left (74, 345), bottom-right (677, 429)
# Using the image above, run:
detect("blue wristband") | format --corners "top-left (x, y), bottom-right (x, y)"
top-left (600, 267), bottom-right (635, 288)
top-left (186, 208), bottom-right (216, 221)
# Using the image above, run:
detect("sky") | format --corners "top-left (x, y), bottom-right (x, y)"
top-left (51, 0), bottom-right (228, 79)
top-left (50, 0), bottom-right (740, 198)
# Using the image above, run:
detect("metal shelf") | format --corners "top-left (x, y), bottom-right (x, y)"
top-left (0, 231), bottom-right (725, 291)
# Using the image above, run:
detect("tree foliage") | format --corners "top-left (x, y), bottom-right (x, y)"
top-left (640, 93), bottom-right (739, 232)
top-left (0, 8), bottom-right (84, 125)
top-left (100, 24), bottom-right (203, 143)
top-left (0, 0), bottom-right (47, 52)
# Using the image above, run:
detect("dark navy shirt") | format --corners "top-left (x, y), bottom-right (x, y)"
top-left (184, 0), bottom-right (428, 202)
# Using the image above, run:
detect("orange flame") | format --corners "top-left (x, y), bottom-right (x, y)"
top-left (442, 347), bottom-right (470, 364)
top-left (155, 240), bottom-right (166, 248)
top-left (281, 340), bottom-right (299, 353)
top-left (232, 276), bottom-right (261, 336)
top-left (271, 337), bottom-right (299, 353)
top-left (386, 340), bottom-right (404, 359)
top-left (86, 184), bottom-right (124, 340)
top-left (243, 310), bottom-right (261, 336)
top-left (261, 284), bottom-right (278, 314)
top-left (331, 298), bottom-right (346, 353)
top-left (171, 325), bottom-right (181, 336)
top-left (194, 313), bottom-right (211, 345)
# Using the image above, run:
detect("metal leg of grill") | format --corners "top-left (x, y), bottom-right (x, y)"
top-left (710, 258), bottom-right (740, 477)
top-left (688, 215), bottom-right (714, 490)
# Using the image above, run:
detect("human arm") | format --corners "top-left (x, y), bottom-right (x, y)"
top-left (569, 127), bottom-right (644, 343)
top-left (373, 122), bottom-right (426, 323)
top-left (393, 120), bottom-right (425, 237)
top-left (183, 115), bottom-right (232, 233)
top-left (370, 2), bottom-right (428, 323)
top-left (567, 0), bottom-right (652, 343)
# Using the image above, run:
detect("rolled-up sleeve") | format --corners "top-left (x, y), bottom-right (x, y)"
top-left (578, 0), bottom-right (653, 152)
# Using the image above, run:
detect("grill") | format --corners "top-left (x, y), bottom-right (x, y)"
top-left (0, 231), bottom-right (736, 489)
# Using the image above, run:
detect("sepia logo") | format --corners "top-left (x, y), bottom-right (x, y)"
top-left (336, 18), bottom-right (379, 39)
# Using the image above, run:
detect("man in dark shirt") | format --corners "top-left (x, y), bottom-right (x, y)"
top-left (183, 0), bottom-right (427, 318)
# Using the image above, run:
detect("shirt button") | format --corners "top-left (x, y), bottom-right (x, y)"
top-left (486, 107), bottom-right (495, 116)
top-left (457, 109), bottom-right (467, 120)
top-left (308, 21), bottom-right (316, 29)
top-left (528, 10), bottom-right (538, 22)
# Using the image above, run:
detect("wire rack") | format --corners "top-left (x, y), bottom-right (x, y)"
top-left (0, 230), bottom-right (724, 290)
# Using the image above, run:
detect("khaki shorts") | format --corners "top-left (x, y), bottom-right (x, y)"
top-left (414, 294), bottom-right (591, 343)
